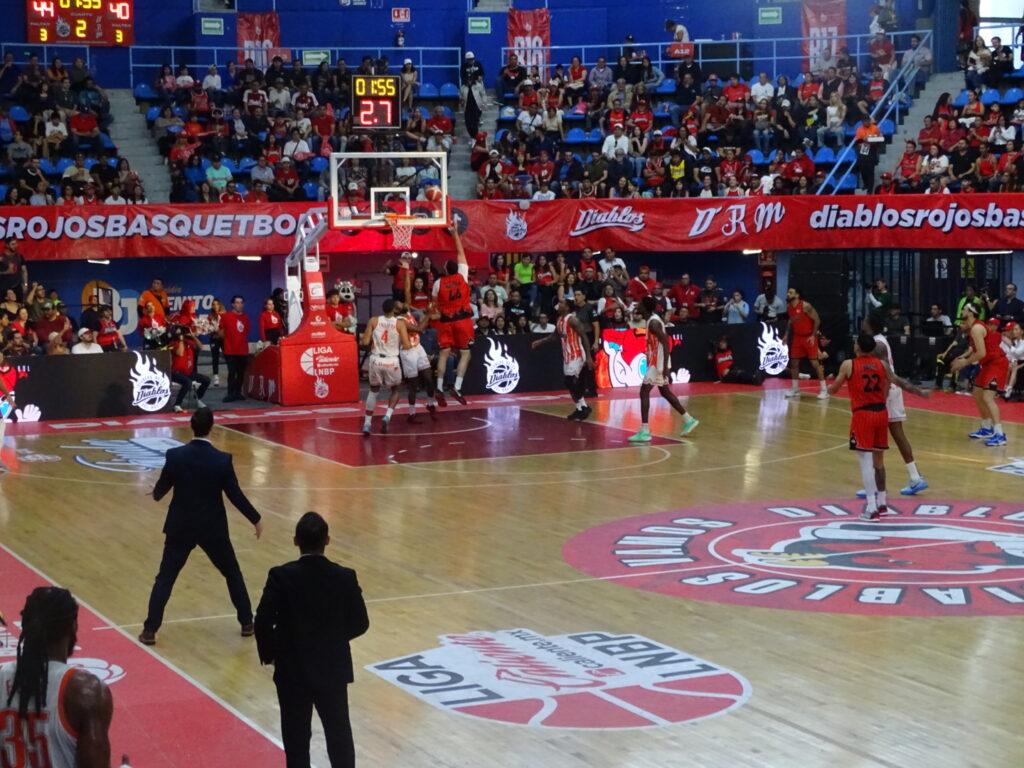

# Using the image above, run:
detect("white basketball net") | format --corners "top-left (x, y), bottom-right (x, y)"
top-left (385, 214), bottom-right (414, 250)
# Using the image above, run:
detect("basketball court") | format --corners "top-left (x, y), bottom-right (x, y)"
top-left (1, 380), bottom-right (1022, 767)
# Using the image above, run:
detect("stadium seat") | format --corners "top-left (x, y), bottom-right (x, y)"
top-left (145, 106), bottom-right (161, 123)
top-left (878, 119), bottom-right (895, 136)
top-left (39, 158), bottom-right (58, 177)
top-left (417, 106), bottom-right (430, 120)
top-left (441, 106), bottom-right (453, 119)
top-left (310, 156), bottom-right (328, 173)
top-left (107, 157), bottom-right (119, 167)
top-left (220, 157), bottom-right (238, 174)
top-left (439, 82), bottom-right (460, 98)
top-left (172, 106), bottom-right (187, 119)
top-left (1001, 87), bottom-right (1024, 105)
top-left (418, 83), bottom-right (439, 98)
top-left (813, 146), bottom-right (836, 164)
top-left (588, 127), bottom-right (603, 142)
top-left (83, 157), bottom-right (97, 169)
top-left (100, 133), bottom-right (117, 150)
top-left (495, 129), bottom-right (508, 143)
top-left (565, 127), bottom-right (586, 143)
top-left (134, 83), bottom-right (158, 100)
top-left (8, 106), bottom-right (29, 122)
top-left (952, 89), bottom-right (972, 108)
top-left (235, 183), bottom-right (247, 196)
top-left (835, 146), bottom-right (858, 166)
top-left (55, 158), bottom-right (74, 174)
top-left (793, 73), bottom-right (805, 85)
top-left (302, 181), bottom-right (318, 200)
top-left (166, 125), bottom-right (183, 134)
top-left (981, 89), bottom-right (1000, 106)
top-left (656, 78), bottom-right (676, 94)
top-left (745, 149), bottom-right (765, 165)
top-left (0, 185), bottom-right (7, 201)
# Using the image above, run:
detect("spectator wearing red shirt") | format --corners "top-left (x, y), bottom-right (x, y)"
top-left (723, 75), bottom-right (751, 109)
top-left (96, 305), bottom-right (127, 351)
top-left (326, 288), bottom-right (357, 333)
top-left (479, 178), bottom-right (505, 199)
top-left (138, 301), bottom-right (167, 349)
top-left (170, 299), bottom-right (198, 335)
top-left (628, 104), bottom-right (654, 133)
top-left (221, 295), bottom-right (251, 402)
top-left (272, 157), bottom-right (305, 201)
top-left (875, 172), bottom-right (899, 194)
top-left (868, 33), bottom-right (896, 76)
top-left (940, 118), bottom-right (966, 153)
top-left (866, 69), bottom-right (889, 105)
top-left (893, 139), bottom-right (922, 191)
top-left (716, 147), bottom-right (742, 184)
top-left (602, 99), bottom-right (628, 134)
top-left (530, 149), bottom-right (555, 188)
top-left (783, 147), bottom-right (815, 181)
top-left (168, 325), bottom-right (209, 412)
top-left (425, 105), bottom-right (453, 152)
top-left (248, 180), bottom-right (269, 203)
top-left (668, 273), bottom-right (701, 320)
top-left (625, 266), bottom-right (656, 303)
top-left (69, 107), bottom-right (100, 148)
top-left (578, 247), bottom-right (599, 276)
top-left (220, 180), bottom-right (245, 203)
top-left (31, 302), bottom-right (73, 351)
top-left (259, 298), bottom-right (284, 344)
top-left (917, 115), bottom-right (941, 151)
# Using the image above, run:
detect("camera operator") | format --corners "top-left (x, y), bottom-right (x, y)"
top-left (168, 324), bottom-right (210, 413)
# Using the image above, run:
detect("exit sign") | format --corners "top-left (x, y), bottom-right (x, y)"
top-left (468, 16), bottom-right (491, 34)
top-left (391, 7), bottom-right (410, 22)
top-left (759, 7), bottom-right (782, 25)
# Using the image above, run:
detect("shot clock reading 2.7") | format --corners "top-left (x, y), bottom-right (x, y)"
top-left (26, 0), bottom-right (135, 46)
top-left (351, 75), bottom-right (402, 129)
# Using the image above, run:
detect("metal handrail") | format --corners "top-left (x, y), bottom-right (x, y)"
top-left (127, 45), bottom-right (463, 89)
top-left (816, 29), bottom-right (933, 194)
top-left (0, 43), bottom-right (92, 71)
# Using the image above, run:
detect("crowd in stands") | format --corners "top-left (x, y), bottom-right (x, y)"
top-left (0, 53), bottom-right (148, 205)
top-left (148, 55), bottom-right (450, 204)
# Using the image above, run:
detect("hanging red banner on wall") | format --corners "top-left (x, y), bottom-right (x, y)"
top-left (236, 11), bottom-right (288, 69)
top-left (507, 9), bottom-right (551, 82)
top-left (802, 0), bottom-right (846, 67)
top-left (5, 196), bottom-right (1024, 260)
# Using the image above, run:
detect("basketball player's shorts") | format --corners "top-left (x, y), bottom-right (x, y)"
top-left (977, 357), bottom-right (1010, 391)
top-left (563, 356), bottom-right (584, 378)
top-left (437, 317), bottom-right (475, 350)
top-left (643, 354), bottom-right (668, 387)
top-left (849, 406), bottom-right (889, 451)
top-left (369, 355), bottom-right (402, 388)
top-left (400, 345), bottom-right (431, 379)
top-left (789, 333), bottom-right (818, 360)
top-left (885, 386), bottom-right (906, 422)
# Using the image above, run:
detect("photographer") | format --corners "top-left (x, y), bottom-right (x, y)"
top-left (168, 324), bottom-right (210, 413)
top-left (864, 279), bottom-right (891, 318)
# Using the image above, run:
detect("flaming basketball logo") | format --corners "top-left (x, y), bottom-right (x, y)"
top-left (505, 210), bottom-right (528, 241)
top-left (757, 322), bottom-right (789, 375)
top-left (484, 337), bottom-right (520, 394)
top-left (129, 352), bottom-right (171, 412)
top-left (314, 376), bottom-right (329, 399)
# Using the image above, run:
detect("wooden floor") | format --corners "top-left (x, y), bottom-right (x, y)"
top-left (1, 385), bottom-right (1022, 767)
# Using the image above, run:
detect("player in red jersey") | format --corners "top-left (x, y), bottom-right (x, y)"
top-left (829, 333), bottom-right (927, 519)
top-left (532, 298), bottom-right (594, 420)
top-left (784, 286), bottom-right (828, 399)
top-left (433, 227), bottom-right (473, 405)
top-left (952, 305), bottom-right (1010, 446)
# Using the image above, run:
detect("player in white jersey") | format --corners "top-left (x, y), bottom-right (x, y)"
top-left (0, 587), bottom-right (112, 768)
top-left (857, 314), bottom-right (928, 497)
top-left (360, 299), bottom-right (411, 435)
top-left (400, 261), bottom-right (438, 423)
top-left (532, 298), bottom-right (594, 420)
top-left (628, 296), bottom-right (699, 441)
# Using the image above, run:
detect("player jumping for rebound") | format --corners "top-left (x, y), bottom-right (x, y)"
top-left (628, 296), bottom-right (698, 442)
top-left (856, 314), bottom-right (928, 496)
top-left (828, 333), bottom-right (928, 520)
top-left (952, 305), bottom-right (1010, 446)
top-left (360, 299), bottom-right (411, 435)
top-left (400, 260), bottom-right (438, 423)
top-left (433, 227), bottom-right (473, 406)
top-left (784, 287), bottom-right (829, 399)
top-left (532, 297), bottom-right (595, 420)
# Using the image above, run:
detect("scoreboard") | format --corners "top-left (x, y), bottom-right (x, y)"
top-left (26, 0), bottom-right (135, 47)
top-left (351, 75), bottom-right (402, 130)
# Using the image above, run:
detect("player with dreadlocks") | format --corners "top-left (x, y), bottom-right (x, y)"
top-left (0, 587), bottom-right (113, 767)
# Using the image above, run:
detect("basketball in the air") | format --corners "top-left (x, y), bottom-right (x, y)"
top-left (425, 187), bottom-right (442, 202)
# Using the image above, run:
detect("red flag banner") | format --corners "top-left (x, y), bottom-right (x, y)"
top-left (507, 9), bottom-right (551, 83)
top-left (5, 196), bottom-right (1024, 260)
top-left (236, 11), bottom-right (287, 69)
top-left (802, 0), bottom-right (846, 68)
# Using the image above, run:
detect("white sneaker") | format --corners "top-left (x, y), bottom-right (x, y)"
top-left (191, 380), bottom-right (202, 389)
top-left (196, 399), bottom-right (207, 409)
top-left (213, 375), bottom-right (220, 387)
top-left (173, 405), bottom-right (183, 413)
top-left (817, 390), bottom-right (829, 400)
top-left (785, 388), bottom-right (801, 398)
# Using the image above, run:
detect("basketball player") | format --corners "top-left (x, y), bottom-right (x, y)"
top-left (433, 227), bottom-right (473, 405)
top-left (784, 287), bottom-right (828, 399)
top-left (532, 297), bottom-right (594, 420)
top-left (360, 299), bottom-right (411, 435)
top-left (0, 587), bottom-right (113, 767)
top-left (400, 261), bottom-right (438, 423)
top-left (952, 305), bottom-right (1009, 446)
top-left (628, 296), bottom-right (698, 442)
top-left (857, 315), bottom-right (928, 496)
top-left (828, 333), bottom-right (927, 520)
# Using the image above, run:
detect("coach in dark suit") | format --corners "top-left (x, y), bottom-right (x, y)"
top-left (255, 512), bottom-right (369, 768)
top-left (139, 407), bottom-right (263, 646)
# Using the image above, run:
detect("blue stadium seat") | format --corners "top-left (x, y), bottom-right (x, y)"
top-left (417, 106), bottom-right (430, 120)
top-left (257, 131), bottom-right (268, 142)
top-left (952, 89), bottom-right (972, 108)
top-left (844, 124), bottom-right (856, 138)
top-left (813, 146), bottom-right (836, 164)
top-left (439, 82), bottom-right (460, 98)
top-left (83, 158), bottom-right (97, 169)
top-left (220, 157), bottom-right (238, 173)
top-left (793, 73), bottom-right (805, 85)
top-left (171, 106), bottom-right (187, 119)
top-left (588, 127), bottom-right (603, 142)
top-left (238, 157), bottom-right (257, 172)
top-left (656, 78), bottom-right (676, 94)
top-left (0, 185), bottom-right (7, 201)
top-left (134, 83), bottom-right (158, 100)
top-left (302, 181), bottom-right (318, 200)
top-left (145, 106), bottom-right (161, 123)
top-left (418, 82), bottom-right (439, 98)
top-left (1013, 66), bottom-right (1024, 78)
top-left (235, 182), bottom-right (247, 196)
top-left (835, 146), bottom-right (857, 166)
top-left (337, 107), bottom-right (350, 121)
top-left (8, 106), bottom-right (29, 122)
top-left (100, 133), bottom-right (117, 150)
top-left (495, 129), bottom-right (508, 143)
top-left (55, 158), bottom-right (74, 174)
top-left (441, 106), bottom-right (453, 118)
top-left (310, 156), bottom-right (328, 173)
top-left (39, 158), bottom-right (58, 176)
top-left (878, 119), bottom-right (895, 136)
top-left (837, 174), bottom-right (857, 191)
top-left (745, 149), bottom-right (765, 165)
top-left (107, 157), bottom-right (119, 167)
top-left (1001, 87), bottom-right (1024, 105)
top-left (981, 89), bottom-right (1001, 106)
top-left (565, 127), bottom-right (586, 143)
top-left (166, 125), bottom-right (183, 134)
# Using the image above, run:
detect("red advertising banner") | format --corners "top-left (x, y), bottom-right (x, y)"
top-left (507, 9), bottom-right (551, 83)
top-left (6, 196), bottom-right (1024, 259)
top-left (802, 0), bottom-right (846, 67)
top-left (236, 11), bottom-right (288, 69)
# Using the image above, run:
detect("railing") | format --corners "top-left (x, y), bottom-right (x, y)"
top-left (499, 30), bottom-right (927, 87)
top-left (0, 43), bottom-right (92, 71)
top-left (817, 29), bottom-right (933, 194)
top-left (127, 45), bottom-right (463, 91)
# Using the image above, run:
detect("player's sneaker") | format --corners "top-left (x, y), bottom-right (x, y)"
top-left (855, 489), bottom-right (869, 499)
top-left (434, 391), bottom-right (448, 408)
top-left (985, 433), bottom-right (1007, 447)
top-left (212, 375), bottom-right (220, 387)
top-left (878, 505), bottom-right (897, 516)
top-left (426, 404), bottom-right (438, 421)
top-left (627, 428), bottom-right (653, 443)
top-left (680, 418), bottom-right (699, 437)
top-left (900, 478), bottom-right (929, 495)
top-left (447, 388), bottom-right (468, 405)
top-left (380, 417), bottom-right (390, 434)
top-left (860, 507), bottom-right (881, 521)
top-left (567, 409), bottom-right (582, 420)
top-left (407, 413), bottom-right (421, 424)
top-left (577, 405), bottom-right (592, 421)
top-left (969, 427), bottom-right (994, 439)
top-left (784, 388), bottom-right (801, 398)
top-left (173, 405), bottom-right (184, 413)
top-left (361, 422), bottom-right (371, 437)
top-left (816, 390), bottom-right (829, 400)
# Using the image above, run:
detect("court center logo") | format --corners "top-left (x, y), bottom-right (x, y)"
top-left (483, 337), bottom-right (520, 394)
top-left (61, 437), bottom-right (184, 472)
top-left (563, 499), bottom-right (1024, 617)
top-left (368, 628), bottom-right (749, 729)
top-left (757, 322), bottom-right (789, 375)
top-left (129, 352), bottom-right (172, 412)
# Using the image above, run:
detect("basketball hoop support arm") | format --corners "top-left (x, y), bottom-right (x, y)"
top-left (284, 210), bottom-right (329, 334)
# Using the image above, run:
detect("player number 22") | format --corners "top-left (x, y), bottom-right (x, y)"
top-left (860, 372), bottom-right (882, 392)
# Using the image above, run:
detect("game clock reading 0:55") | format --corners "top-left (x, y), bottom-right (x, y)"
top-left (351, 75), bottom-right (402, 130)
top-left (26, 0), bottom-right (135, 47)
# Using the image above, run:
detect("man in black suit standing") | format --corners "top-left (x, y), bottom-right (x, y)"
top-left (255, 512), bottom-right (369, 768)
top-left (139, 407), bottom-right (263, 646)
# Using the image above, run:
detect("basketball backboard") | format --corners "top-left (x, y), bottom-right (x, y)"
top-left (328, 151), bottom-right (449, 231)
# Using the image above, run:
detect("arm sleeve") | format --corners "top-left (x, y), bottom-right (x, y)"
top-left (253, 569), bottom-right (280, 665)
top-left (222, 455), bottom-right (261, 525)
top-left (345, 571), bottom-right (370, 640)
top-left (152, 453), bottom-right (174, 502)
